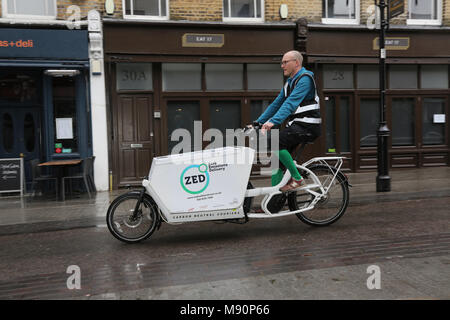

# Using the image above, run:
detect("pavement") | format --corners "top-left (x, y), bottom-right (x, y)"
top-left (0, 166), bottom-right (449, 235)
top-left (84, 255), bottom-right (450, 300)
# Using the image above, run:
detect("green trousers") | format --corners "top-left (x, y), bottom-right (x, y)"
top-left (271, 150), bottom-right (302, 186)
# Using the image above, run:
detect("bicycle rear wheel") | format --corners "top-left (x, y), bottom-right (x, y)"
top-left (287, 164), bottom-right (349, 226)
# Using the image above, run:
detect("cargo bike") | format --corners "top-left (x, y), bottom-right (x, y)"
top-left (106, 126), bottom-right (351, 243)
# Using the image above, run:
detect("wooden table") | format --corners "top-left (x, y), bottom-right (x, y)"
top-left (39, 159), bottom-right (82, 201)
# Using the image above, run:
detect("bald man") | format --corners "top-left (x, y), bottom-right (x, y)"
top-left (255, 50), bottom-right (321, 193)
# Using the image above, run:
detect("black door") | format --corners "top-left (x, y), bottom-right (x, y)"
top-left (0, 107), bottom-right (41, 187)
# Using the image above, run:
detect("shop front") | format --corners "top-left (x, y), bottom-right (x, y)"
top-left (307, 26), bottom-right (450, 171)
top-left (0, 27), bottom-right (92, 190)
top-left (103, 19), bottom-right (312, 187)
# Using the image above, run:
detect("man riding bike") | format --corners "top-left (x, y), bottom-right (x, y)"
top-left (251, 50), bottom-right (322, 193)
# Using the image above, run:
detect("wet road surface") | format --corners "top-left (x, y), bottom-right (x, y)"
top-left (0, 196), bottom-right (449, 299)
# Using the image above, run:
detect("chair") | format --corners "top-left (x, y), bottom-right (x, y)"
top-left (29, 159), bottom-right (58, 199)
top-left (61, 157), bottom-right (95, 201)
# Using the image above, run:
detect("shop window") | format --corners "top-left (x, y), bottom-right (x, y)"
top-left (124, 0), bottom-right (168, 20)
top-left (339, 97), bottom-right (351, 152)
top-left (392, 98), bottom-right (415, 146)
top-left (357, 65), bottom-right (379, 89)
top-left (250, 100), bottom-right (270, 123)
top-left (389, 65), bottom-right (418, 89)
top-left (407, 0), bottom-right (442, 25)
top-left (323, 64), bottom-right (354, 89)
top-left (422, 98), bottom-right (446, 145)
top-left (420, 65), bottom-right (449, 89)
top-left (2, 113), bottom-right (14, 153)
top-left (52, 77), bottom-right (78, 154)
top-left (0, 72), bottom-right (38, 104)
top-left (223, 0), bottom-right (263, 22)
top-left (3, 0), bottom-right (56, 19)
top-left (325, 97), bottom-right (336, 152)
top-left (325, 96), bottom-right (350, 153)
top-left (359, 98), bottom-right (379, 147)
top-left (162, 63), bottom-right (201, 91)
top-left (206, 64), bottom-right (243, 91)
top-left (247, 64), bottom-right (283, 91)
top-left (322, 0), bottom-right (359, 25)
top-left (24, 113), bottom-right (35, 153)
top-left (209, 101), bottom-right (241, 147)
top-left (167, 101), bottom-right (200, 153)
top-left (116, 63), bottom-right (153, 91)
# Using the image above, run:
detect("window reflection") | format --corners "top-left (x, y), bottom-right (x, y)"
top-left (423, 98), bottom-right (445, 145)
top-left (409, 0), bottom-right (438, 20)
top-left (325, 97), bottom-right (336, 152)
top-left (206, 64), bottom-right (243, 91)
top-left (339, 97), bottom-right (351, 152)
top-left (323, 0), bottom-right (356, 19)
top-left (167, 101), bottom-right (201, 153)
top-left (2, 113), bottom-right (14, 153)
top-left (0, 73), bottom-right (38, 103)
top-left (250, 100), bottom-right (270, 123)
top-left (24, 113), bottom-right (35, 152)
top-left (389, 65), bottom-right (418, 89)
top-left (392, 98), bottom-right (415, 146)
top-left (209, 101), bottom-right (241, 147)
top-left (53, 77), bottom-right (78, 153)
top-left (360, 98), bottom-right (379, 147)
top-left (162, 63), bottom-right (201, 91)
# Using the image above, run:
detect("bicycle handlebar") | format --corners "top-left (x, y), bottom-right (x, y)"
top-left (242, 122), bottom-right (262, 134)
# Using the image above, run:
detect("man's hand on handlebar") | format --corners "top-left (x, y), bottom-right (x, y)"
top-left (261, 122), bottom-right (274, 135)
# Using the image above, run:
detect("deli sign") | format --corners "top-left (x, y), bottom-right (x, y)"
top-left (0, 39), bottom-right (34, 48)
top-left (0, 28), bottom-right (88, 60)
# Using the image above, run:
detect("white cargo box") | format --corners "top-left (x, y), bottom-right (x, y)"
top-left (147, 147), bottom-right (255, 215)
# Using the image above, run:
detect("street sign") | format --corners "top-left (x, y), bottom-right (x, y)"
top-left (182, 33), bottom-right (225, 48)
top-left (389, 0), bottom-right (404, 19)
top-left (373, 37), bottom-right (410, 50)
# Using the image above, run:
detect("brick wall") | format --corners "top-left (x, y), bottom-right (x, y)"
top-left (170, 0), bottom-right (222, 21)
top-left (265, 0), bottom-right (321, 22)
top-left (444, 0), bottom-right (450, 25)
top-left (0, 0), bottom-right (123, 20)
top-left (0, 0), bottom-right (448, 26)
top-left (57, 0), bottom-right (123, 20)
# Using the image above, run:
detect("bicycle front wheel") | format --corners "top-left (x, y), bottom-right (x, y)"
top-left (287, 164), bottom-right (349, 226)
top-left (106, 192), bottom-right (159, 243)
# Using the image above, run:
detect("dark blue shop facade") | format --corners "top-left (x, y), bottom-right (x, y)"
top-left (0, 27), bottom-right (93, 189)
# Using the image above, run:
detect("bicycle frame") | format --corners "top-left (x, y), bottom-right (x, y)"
top-left (141, 156), bottom-right (345, 223)
top-left (246, 157), bottom-right (345, 218)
